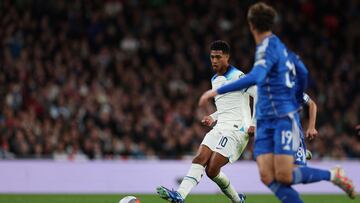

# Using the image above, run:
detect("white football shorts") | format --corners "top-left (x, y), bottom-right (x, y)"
top-left (201, 127), bottom-right (249, 163)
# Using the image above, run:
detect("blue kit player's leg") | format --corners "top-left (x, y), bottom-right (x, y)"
top-left (291, 114), bottom-right (331, 185)
top-left (270, 114), bottom-right (304, 203)
top-left (290, 114), bottom-right (356, 198)
top-left (272, 113), bottom-right (357, 199)
top-left (255, 118), bottom-right (304, 203)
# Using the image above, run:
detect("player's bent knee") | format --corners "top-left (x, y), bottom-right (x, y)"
top-left (257, 164), bottom-right (274, 185)
top-left (274, 154), bottom-right (294, 185)
top-left (259, 171), bottom-right (273, 185)
top-left (275, 171), bottom-right (292, 185)
top-left (205, 165), bottom-right (219, 179)
top-left (192, 154), bottom-right (209, 166)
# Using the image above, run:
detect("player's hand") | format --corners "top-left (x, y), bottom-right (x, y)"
top-left (247, 126), bottom-right (256, 137)
top-left (198, 89), bottom-right (218, 107)
top-left (306, 128), bottom-right (318, 140)
top-left (201, 116), bottom-right (214, 127)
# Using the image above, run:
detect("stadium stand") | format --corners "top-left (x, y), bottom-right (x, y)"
top-left (0, 0), bottom-right (359, 160)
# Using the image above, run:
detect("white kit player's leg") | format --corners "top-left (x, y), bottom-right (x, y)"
top-left (208, 129), bottom-right (248, 203)
top-left (176, 129), bottom-right (219, 199)
top-left (177, 163), bottom-right (205, 199)
top-left (212, 171), bottom-right (245, 203)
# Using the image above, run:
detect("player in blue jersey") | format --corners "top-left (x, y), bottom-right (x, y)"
top-left (198, 2), bottom-right (356, 202)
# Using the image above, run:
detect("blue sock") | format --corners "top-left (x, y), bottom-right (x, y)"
top-left (268, 181), bottom-right (303, 203)
top-left (292, 167), bottom-right (331, 184)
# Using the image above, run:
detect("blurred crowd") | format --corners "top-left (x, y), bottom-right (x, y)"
top-left (0, 0), bottom-right (359, 160)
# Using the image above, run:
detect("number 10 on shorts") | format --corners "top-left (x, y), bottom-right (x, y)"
top-left (218, 136), bottom-right (228, 147)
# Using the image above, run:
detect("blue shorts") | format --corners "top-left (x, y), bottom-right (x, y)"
top-left (294, 135), bottom-right (307, 166)
top-left (254, 113), bottom-right (302, 159)
top-left (294, 115), bottom-right (307, 166)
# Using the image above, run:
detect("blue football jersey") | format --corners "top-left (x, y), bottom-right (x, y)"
top-left (254, 34), bottom-right (299, 119)
top-left (288, 51), bottom-right (309, 107)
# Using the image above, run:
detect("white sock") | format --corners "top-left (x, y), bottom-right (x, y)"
top-left (330, 168), bottom-right (337, 181)
top-left (177, 163), bottom-right (205, 199)
top-left (212, 171), bottom-right (240, 203)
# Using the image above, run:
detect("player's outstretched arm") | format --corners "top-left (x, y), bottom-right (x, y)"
top-left (217, 66), bottom-right (266, 94)
top-left (198, 66), bottom-right (266, 107)
top-left (198, 89), bottom-right (218, 107)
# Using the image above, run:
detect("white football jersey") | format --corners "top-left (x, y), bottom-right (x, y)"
top-left (210, 66), bottom-right (257, 131)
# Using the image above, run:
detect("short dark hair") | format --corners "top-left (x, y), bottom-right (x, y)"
top-left (210, 40), bottom-right (230, 54)
top-left (247, 2), bottom-right (277, 32)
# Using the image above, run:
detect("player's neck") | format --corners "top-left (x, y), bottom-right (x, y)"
top-left (254, 31), bottom-right (272, 45)
top-left (217, 64), bottom-right (230, 76)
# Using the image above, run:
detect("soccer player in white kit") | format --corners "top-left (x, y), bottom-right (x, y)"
top-left (157, 41), bottom-right (257, 203)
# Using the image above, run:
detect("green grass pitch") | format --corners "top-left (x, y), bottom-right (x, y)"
top-left (0, 194), bottom-right (357, 203)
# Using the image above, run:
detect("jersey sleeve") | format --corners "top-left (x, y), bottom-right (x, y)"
top-left (302, 93), bottom-right (310, 106)
top-left (236, 71), bottom-right (245, 79)
top-left (209, 111), bottom-right (218, 121)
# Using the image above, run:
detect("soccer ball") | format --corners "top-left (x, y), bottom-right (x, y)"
top-left (119, 196), bottom-right (140, 203)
